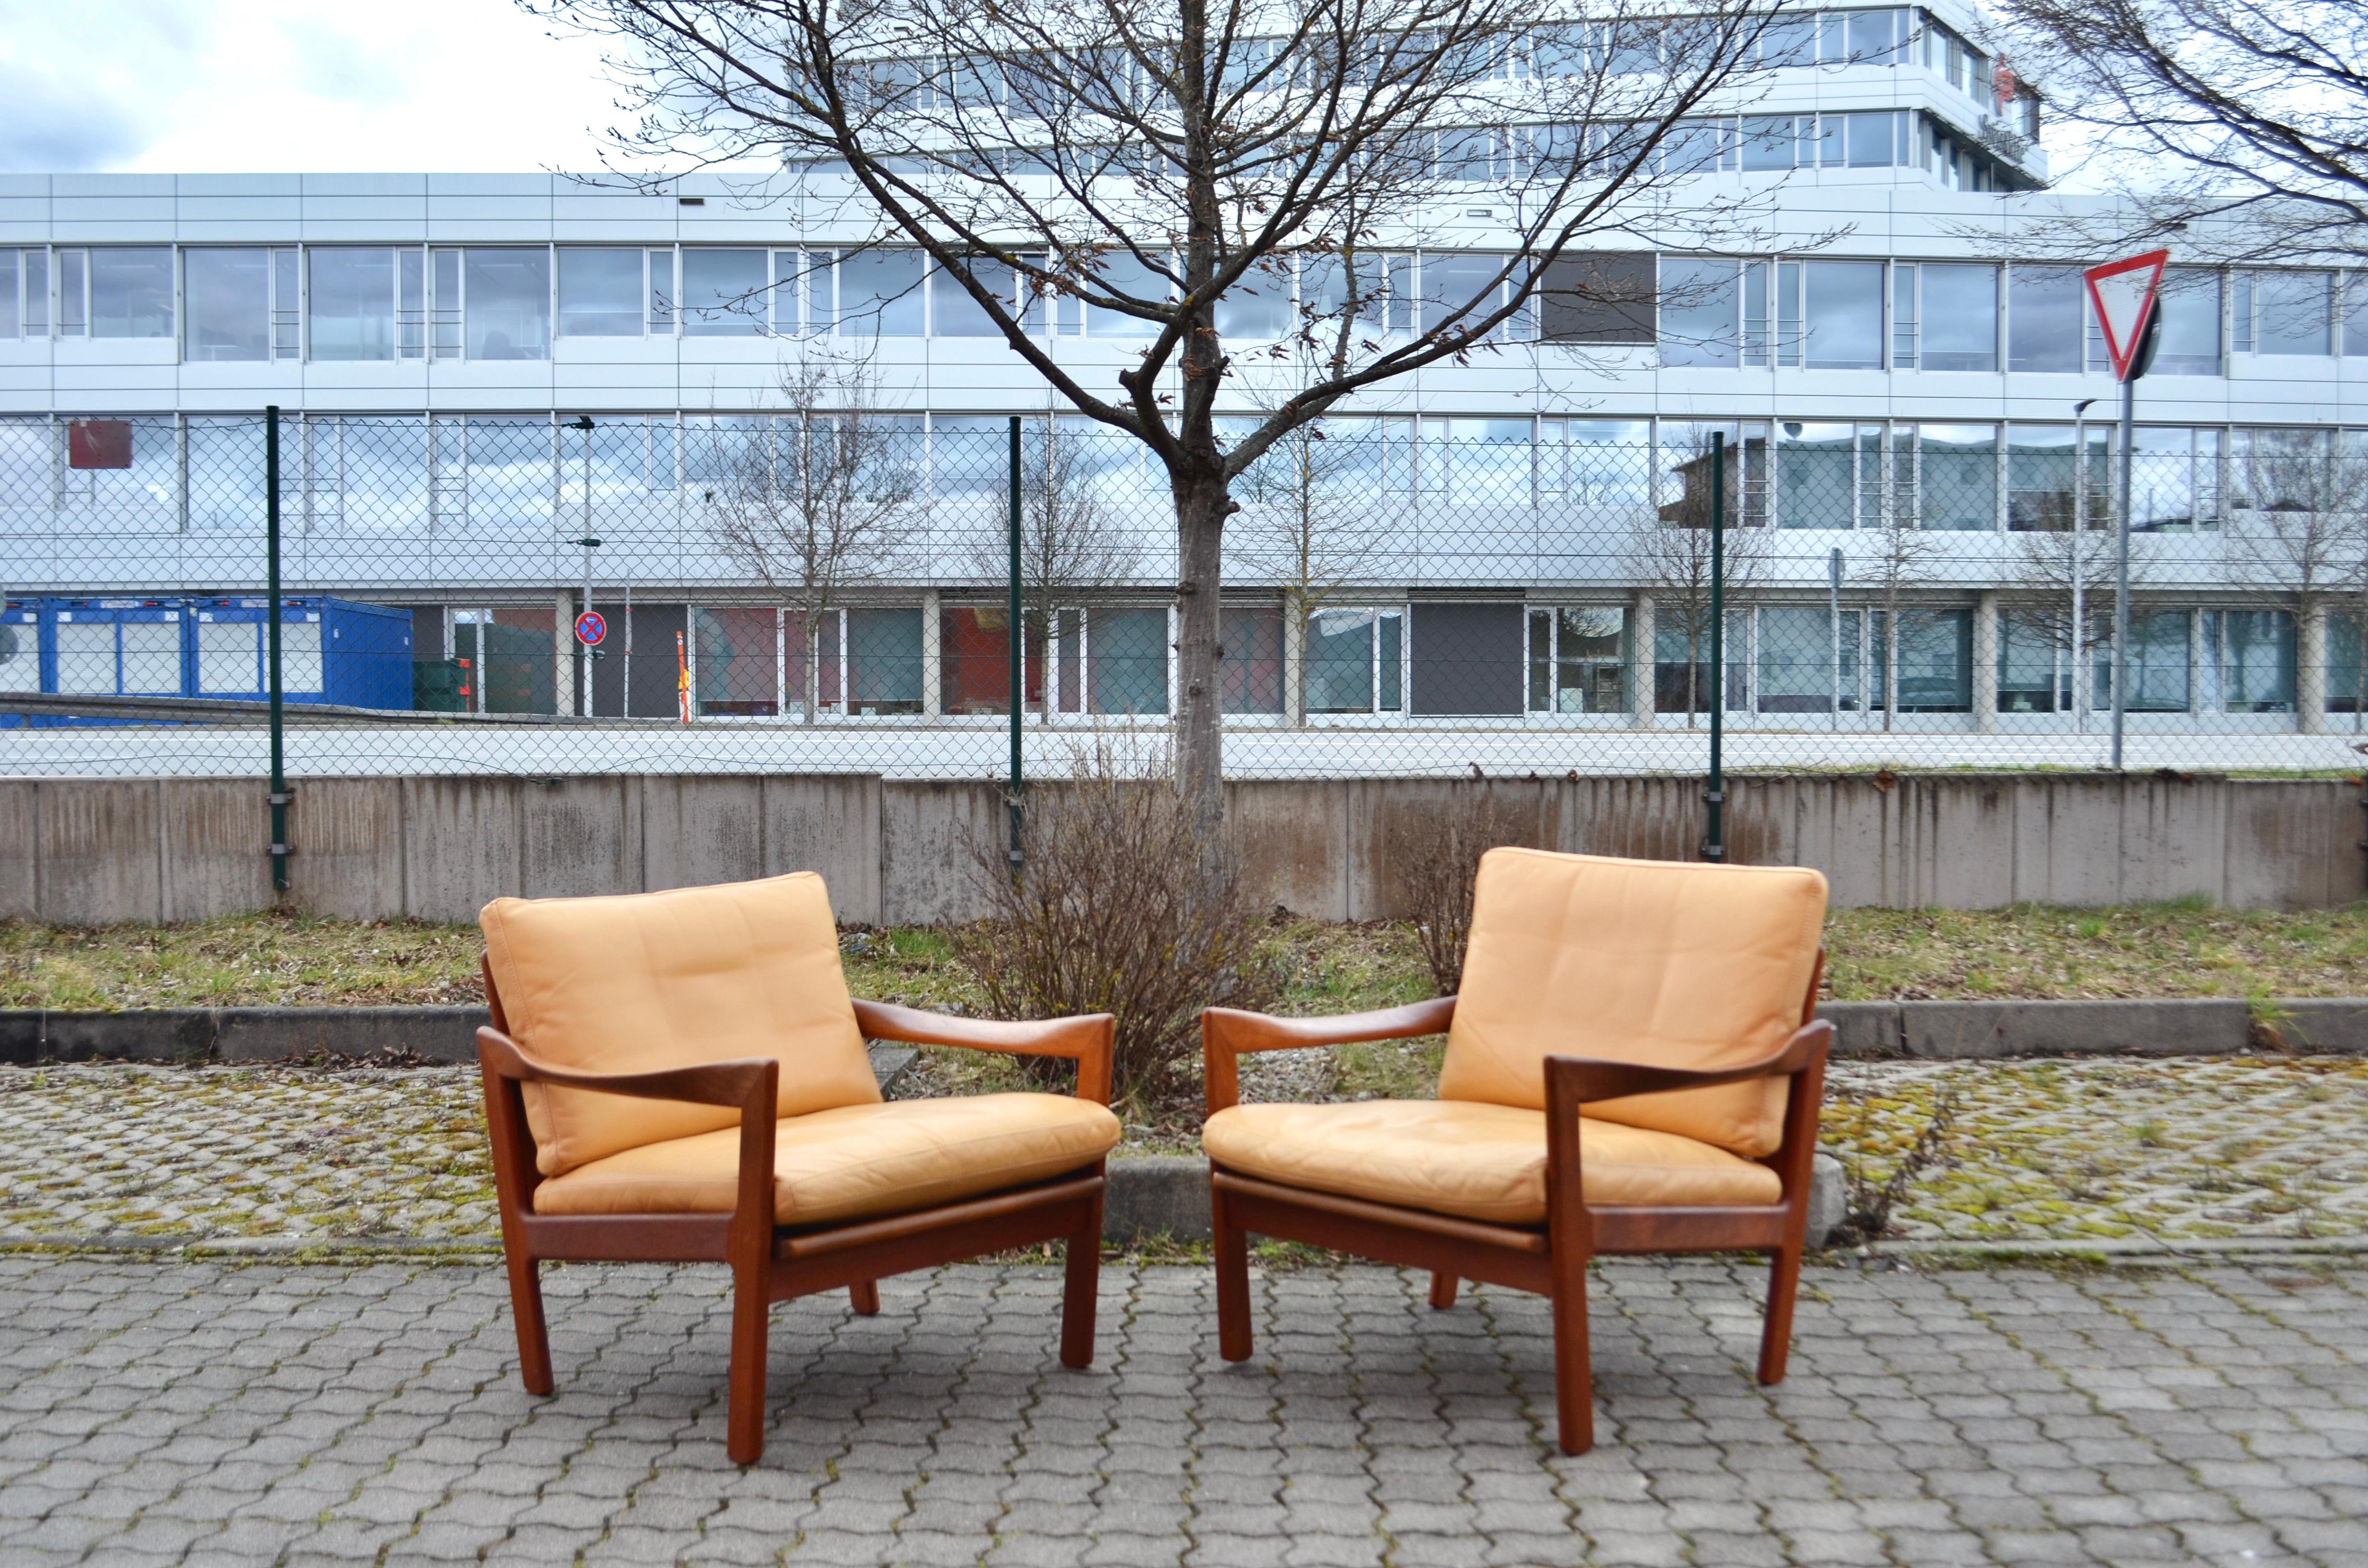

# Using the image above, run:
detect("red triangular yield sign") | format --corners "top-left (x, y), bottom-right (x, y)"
top-left (2084, 249), bottom-right (2169, 381)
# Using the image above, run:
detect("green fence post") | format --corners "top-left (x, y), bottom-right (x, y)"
top-left (1007, 415), bottom-right (1024, 883)
top-left (266, 405), bottom-right (289, 893)
top-left (1703, 430), bottom-right (1726, 863)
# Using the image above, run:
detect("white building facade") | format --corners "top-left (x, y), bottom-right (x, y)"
top-left (3, 2), bottom-right (2364, 775)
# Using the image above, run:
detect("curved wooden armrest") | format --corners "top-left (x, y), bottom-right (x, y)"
top-left (1542, 1019), bottom-right (1833, 1107)
top-left (1202, 997), bottom-right (1459, 1115)
top-left (852, 999), bottom-right (1115, 1106)
top-left (476, 1027), bottom-right (778, 1110)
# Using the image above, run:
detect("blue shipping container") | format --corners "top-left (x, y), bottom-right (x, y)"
top-left (188, 597), bottom-right (414, 709)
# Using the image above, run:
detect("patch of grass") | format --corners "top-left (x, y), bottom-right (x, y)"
top-left (8, 899), bottom-right (2366, 1018)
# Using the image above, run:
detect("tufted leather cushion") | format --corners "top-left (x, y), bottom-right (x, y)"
top-left (480, 873), bottom-right (881, 1177)
top-left (1437, 848), bottom-right (1826, 1158)
top-left (532, 1094), bottom-right (1122, 1225)
top-left (1202, 1100), bottom-right (1781, 1225)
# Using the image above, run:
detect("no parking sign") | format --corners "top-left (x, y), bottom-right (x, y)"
top-left (574, 610), bottom-right (606, 647)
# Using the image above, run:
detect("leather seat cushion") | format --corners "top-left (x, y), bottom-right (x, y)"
top-left (1202, 1099), bottom-right (1781, 1225)
top-left (480, 872), bottom-right (881, 1177)
top-left (532, 1093), bottom-right (1123, 1226)
top-left (1441, 848), bottom-right (1827, 1158)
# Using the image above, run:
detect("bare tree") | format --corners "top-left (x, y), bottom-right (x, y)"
top-left (1628, 436), bottom-right (1767, 727)
top-left (2224, 430), bottom-right (2368, 732)
top-left (530, 0), bottom-right (1794, 882)
top-left (1850, 499), bottom-right (1944, 733)
top-left (2005, 496), bottom-right (2149, 731)
top-left (1989, 0), bottom-right (2368, 264)
top-left (703, 353), bottom-right (925, 723)
top-left (1225, 405), bottom-right (1393, 724)
top-left (969, 418), bottom-right (1146, 721)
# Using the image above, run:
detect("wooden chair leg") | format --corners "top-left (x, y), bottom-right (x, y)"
top-left (1428, 1272), bottom-right (1459, 1310)
top-left (1213, 1186), bottom-right (1254, 1363)
top-left (503, 1248), bottom-right (554, 1396)
top-left (1549, 1245), bottom-right (1595, 1456)
top-left (1757, 1243), bottom-right (1804, 1385)
top-left (1058, 1185), bottom-right (1104, 1369)
top-left (726, 1252), bottom-right (773, 1466)
top-left (849, 1281), bottom-right (880, 1315)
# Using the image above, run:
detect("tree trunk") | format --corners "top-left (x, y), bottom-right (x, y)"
top-left (1173, 470), bottom-right (1229, 883)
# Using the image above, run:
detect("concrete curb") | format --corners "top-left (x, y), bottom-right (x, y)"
top-left (12, 998), bottom-right (2366, 1068)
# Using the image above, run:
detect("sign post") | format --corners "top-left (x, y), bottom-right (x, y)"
top-left (2083, 249), bottom-right (2168, 771)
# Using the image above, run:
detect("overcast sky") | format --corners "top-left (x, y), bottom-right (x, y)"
top-left (0, 0), bottom-right (634, 174)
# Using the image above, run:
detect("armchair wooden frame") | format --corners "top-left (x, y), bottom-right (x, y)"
top-left (478, 959), bottom-right (1116, 1465)
top-left (1202, 953), bottom-right (1829, 1456)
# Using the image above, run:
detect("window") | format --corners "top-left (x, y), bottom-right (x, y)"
top-left (2330, 616), bottom-right (2368, 715)
top-left (308, 248), bottom-right (399, 361)
top-left (648, 247), bottom-right (677, 332)
top-left (1659, 120), bottom-right (1728, 176)
top-left (65, 248), bottom-right (171, 340)
top-left (2201, 610), bottom-right (2295, 713)
top-left (680, 249), bottom-right (771, 336)
top-left (2149, 268), bottom-right (2223, 375)
top-left (1536, 419), bottom-right (1650, 509)
top-left (557, 249), bottom-right (647, 337)
top-left (692, 607), bottom-right (780, 716)
top-left (1789, 259), bottom-right (1883, 368)
top-left (47, 248), bottom-right (171, 340)
top-left (1756, 605), bottom-right (1850, 712)
top-left (1421, 418), bottom-right (1531, 505)
top-left (2345, 272), bottom-right (2368, 359)
top-left (1297, 251), bottom-right (1394, 332)
top-left (1914, 424), bottom-right (1998, 530)
top-left (463, 250), bottom-right (551, 360)
top-left (1214, 259), bottom-right (1291, 342)
top-left (939, 605), bottom-right (1036, 715)
top-left (1084, 254), bottom-right (1166, 338)
top-left (2089, 610), bottom-right (2192, 712)
top-left (1536, 252), bottom-right (1654, 345)
top-left (1874, 608), bottom-right (1972, 711)
top-left (836, 249), bottom-right (925, 337)
top-left (1917, 263), bottom-right (1998, 371)
top-left (2254, 271), bottom-right (2332, 356)
top-left (1759, 15), bottom-right (1815, 66)
top-left (2006, 424), bottom-right (2107, 532)
top-left (1825, 9), bottom-right (1905, 64)
top-left (1528, 606), bottom-right (1629, 713)
top-left (1, 250), bottom-right (44, 336)
top-left (932, 258), bottom-right (1014, 338)
top-left (1305, 609), bottom-right (1402, 714)
top-left (1417, 253), bottom-right (1522, 341)
top-left (1222, 605), bottom-right (1284, 714)
top-left (1997, 613), bottom-right (2069, 713)
top-left (1777, 422), bottom-right (1884, 527)
top-left (847, 607), bottom-right (925, 714)
top-left (1739, 115), bottom-right (1800, 172)
top-left (1654, 614), bottom-right (1744, 716)
top-left (1088, 608), bottom-right (1169, 714)
top-left (1659, 257), bottom-right (1741, 367)
top-left (2130, 426), bottom-right (2221, 532)
top-left (1658, 421), bottom-right (1770, 526)
top-left (2008, 265), bottom-right (2083, 372)
top-left (185, 248), bottom-right (296, 362)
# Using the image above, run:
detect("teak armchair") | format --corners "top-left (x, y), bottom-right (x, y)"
top-left (1201, 848), bottom-right (1832, 1455)
top-left (474, 872), bottom-right (1120, 1464)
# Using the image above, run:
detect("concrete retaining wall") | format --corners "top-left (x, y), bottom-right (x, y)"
top-left (0, 771), bottom-right (2359, 926)
top-left (11, 997), bottom-right (2363, 1068)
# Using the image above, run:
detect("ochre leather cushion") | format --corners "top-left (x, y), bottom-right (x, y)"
top-left (532, 1094), bottom-right (1122, 1225)
top-left (1438, 848), bottom-right (1826, 1159)
top-left (480, 873), bottom-right (880, 1177)
top-left (1202, 1100), bottom-right (1780, 1224)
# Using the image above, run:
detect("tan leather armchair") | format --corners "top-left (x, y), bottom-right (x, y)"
top-left (1202, 848), bottom-right (1832, 1455)
top-left (474, 872), bottom-right (1120, 1464)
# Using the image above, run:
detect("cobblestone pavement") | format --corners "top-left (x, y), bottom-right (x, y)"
top-left (1, 1256), bottom-right (2364, 1567)
top-left (6, 1058), bottom-right (2368, 1249)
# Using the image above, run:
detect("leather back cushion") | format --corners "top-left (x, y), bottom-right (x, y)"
top-left (480, 872), bottom-right (880, 1176)
top-left (1437, 848), bottom-right (1826, 1158)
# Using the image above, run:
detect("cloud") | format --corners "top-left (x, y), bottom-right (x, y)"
top-left (0, 0), bottom-right (634, 174)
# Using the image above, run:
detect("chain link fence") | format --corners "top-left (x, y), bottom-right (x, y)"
top-left (4, 410), bottom-right (2365, 784)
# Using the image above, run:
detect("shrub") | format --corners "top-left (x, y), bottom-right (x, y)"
top-left (1397, 790), bottom-right (1543, 996)
top-left (951, 742), bottom-right (1285, 1115)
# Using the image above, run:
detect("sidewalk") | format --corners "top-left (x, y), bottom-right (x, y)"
top-left (4, 1057), bottom-right (2365, 1250)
